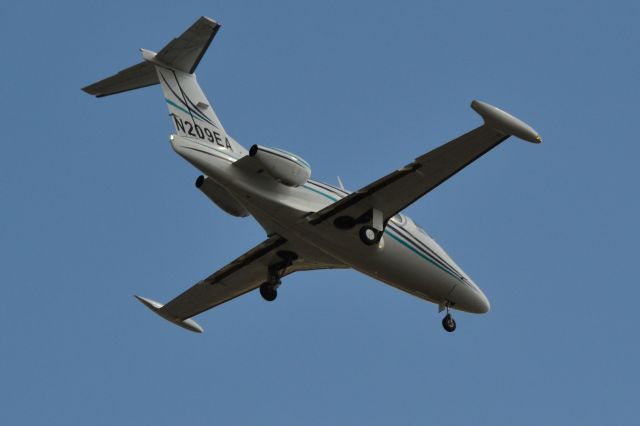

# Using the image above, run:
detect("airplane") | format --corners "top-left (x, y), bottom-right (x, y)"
top-left (83, 16), bottom-right (541, 334)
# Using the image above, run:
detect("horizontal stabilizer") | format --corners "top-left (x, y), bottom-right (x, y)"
top-left (134, 295), bottom-right (203, 333)
top-left (82, 61), bottom-right (158, 98)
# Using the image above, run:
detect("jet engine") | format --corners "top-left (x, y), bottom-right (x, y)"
top-left (249, 145), bottom-right (311, 187)
top-left (195, 175), bottom-right (250, 217)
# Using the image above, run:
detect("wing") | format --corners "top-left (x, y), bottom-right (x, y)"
top-left (135, 234), bottom-right (343, 332)
top-left (307, 100), bottom-right (541, 228)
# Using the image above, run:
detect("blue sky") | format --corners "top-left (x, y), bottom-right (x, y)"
top-left (1, 1), bottom-right (639, 424)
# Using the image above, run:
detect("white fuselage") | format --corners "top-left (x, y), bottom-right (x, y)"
top-left (171, 136), bottom-right (490, 314)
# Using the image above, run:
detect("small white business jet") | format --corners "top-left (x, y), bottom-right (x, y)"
top-left (84, 17), bottom-right (540, 333)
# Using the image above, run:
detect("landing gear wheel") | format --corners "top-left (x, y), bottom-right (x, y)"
top-left (259, 283), bottom-right (277, 302)
top-left (359, 225), bottom-right (381, 246)
top-left (442, 313), bottom-right (456, 332)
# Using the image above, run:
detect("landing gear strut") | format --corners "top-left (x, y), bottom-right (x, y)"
top-left (354, 208), bottom-right (384, 246)
top-left (442, 306), bottom-right (456, 332)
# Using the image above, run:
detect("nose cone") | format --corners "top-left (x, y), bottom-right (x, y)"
top-left (452, 282), bottom-right (491, 314)
top-left (475, 288), bottom-right (491, 314)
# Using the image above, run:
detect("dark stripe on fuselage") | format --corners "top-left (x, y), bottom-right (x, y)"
top-left (386, 223), bottom-right (464, 281)
top-left (307, 180), bottom-right (347, 198)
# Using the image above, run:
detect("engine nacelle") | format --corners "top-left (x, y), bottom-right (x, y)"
top-left (195, 175), bottom-right (250, 217)
top-left (249, 145), bottom-right (311, 187)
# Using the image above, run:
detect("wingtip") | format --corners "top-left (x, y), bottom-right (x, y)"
top-left (134, 295), bottom-right (204, 333)
top-left (199, 16), bottom-right (221, 28)
top-left (186, 321), bottom-right (205, 333)
top-left (134, 294), bottom-right (162, 311)
top-left (471, 100), bottom-right (541, 144)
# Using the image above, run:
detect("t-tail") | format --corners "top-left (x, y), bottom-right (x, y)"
top-left (82, 16), bottom-right (246, 155)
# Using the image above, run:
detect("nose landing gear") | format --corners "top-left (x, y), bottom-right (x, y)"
top-left (442, 313), bottom-right (456, 332)
top-left (441, 304), bottom-right (456, 332)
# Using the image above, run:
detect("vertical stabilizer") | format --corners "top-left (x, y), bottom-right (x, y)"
top-left (82, 16), bottom-right (246, 155)
top-left (153, 64), bottom-right (234, 151)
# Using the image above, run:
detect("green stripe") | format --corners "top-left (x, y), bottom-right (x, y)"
top-left (383, 229), bottom-right (462, 282)
top-left (303, 184), bottom-right (338, 201)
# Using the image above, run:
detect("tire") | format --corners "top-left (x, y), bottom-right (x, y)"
top-left (259, 283), bottom-right (277, 302)
top-left (442, 314), bottom-right (456, 332)
top-left (359, 226), bottom-right (380, 245)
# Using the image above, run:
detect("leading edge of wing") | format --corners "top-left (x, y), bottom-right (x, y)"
top-left (134, 295), bottom-right (204, 333)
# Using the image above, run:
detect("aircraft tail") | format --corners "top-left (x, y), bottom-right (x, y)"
top-left (82, 16), bottom-right (245, 153)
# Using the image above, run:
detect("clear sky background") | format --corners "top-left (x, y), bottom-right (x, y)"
top-left (1, 1), bottom-right (638, 424)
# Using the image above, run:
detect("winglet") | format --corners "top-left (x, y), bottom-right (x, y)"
top-left (471, 100), bottom-right (541, 143)
top-left (134, 295), bottom-right (204, 333)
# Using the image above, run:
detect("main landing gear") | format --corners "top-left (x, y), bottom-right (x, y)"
top-left (442, 306), bottom-right (456, 332)
top-left (260, 282), bottom-right (278, 301)
top-left (333, 208), bottom-right (385, 246)
top-left (259, 250), bottom-right (297, 303)
top-left (359, 225), bottom-right (383, 245)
